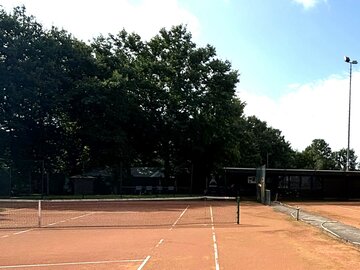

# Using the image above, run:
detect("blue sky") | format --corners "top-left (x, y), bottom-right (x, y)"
top-left (190, 0), bottom-right (360, 97)
top-left (2, 0), bottom-right (360, 160)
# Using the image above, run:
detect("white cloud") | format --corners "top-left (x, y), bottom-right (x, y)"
top-left (238, 72), bottom-right (360, 160)
top-left (293, 0), bottom-right (327, 9)
top-left (1, 0), bottom-right (200, 42)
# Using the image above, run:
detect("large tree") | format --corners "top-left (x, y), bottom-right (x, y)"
top-left (332, 148), bottom-right (358, 171)
top-left (7, 7), bottom-right (343, 196)
top-left (0, 7), bottom-right (96, 175)
top-left (142, 25), bottom-right (242, 184)
top-left (297, 139), bottom-right (335, 170)
top-left (92, 25), bottom-right (242, 187)
top-left (235, 116), bottom-right (294, 168)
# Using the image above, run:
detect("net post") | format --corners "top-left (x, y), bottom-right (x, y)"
top-left (38, 200), bottom-right (42, 228)
top-left (236, 196), bottom-right (240, 224)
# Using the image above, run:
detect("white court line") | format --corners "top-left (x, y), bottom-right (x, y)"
top-left (137, 256), bottom-right (151, 270)
top-left (70, 211), bottom-right (140, 215)
top-left (169, 206), bottom-right (189, 230)
top-left (0, 229), bottom-right (35, 239)
top-left (13, 229), bottom-right (33, 235)
top-left (69, 213), bottom-right (94, 220)
top-left (2, 208), bottom-right (28, 213)
top-left (210, 206), bottom-right (220, 270)
top-left (321, 221), bottom-right (340, 238)
top-left (0, 259), bottom-right (144, 269)
top-left (43, 212), bottom-right (94, 227)
top-left (155, 239), bottom-right (164, 248)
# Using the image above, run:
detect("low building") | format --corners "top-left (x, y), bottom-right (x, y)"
top-left (224, 167), bottom-right (360, 200)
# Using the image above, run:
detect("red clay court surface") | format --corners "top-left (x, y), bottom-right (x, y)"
top-left (1, 200), bottom-right (360, 269)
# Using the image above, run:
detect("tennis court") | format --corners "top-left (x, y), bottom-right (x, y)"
top-left (286, 201), bottom-right (360, 229)
top-left (0, 197), bottom-right (239, 229)
top-left (1, 198), bottom-right (360, 269)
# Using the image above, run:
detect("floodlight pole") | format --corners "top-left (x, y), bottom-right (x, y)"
top-left (344, 56), bottom-right (357, 171)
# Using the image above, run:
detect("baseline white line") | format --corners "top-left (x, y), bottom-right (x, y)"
top-left (0, 259), bottom-right (144, 269)
top-left (137, 256), bottom-right (151, 270)
top-left (210, 206), bottom-right (220, 270)
top-left (170, 206), bottom-right (189, 230)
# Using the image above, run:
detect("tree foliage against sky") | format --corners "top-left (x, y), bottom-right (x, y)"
top-left (294, 139), bottom-right (358, 171)
top-left (0, 7), bottom-right (358, 194)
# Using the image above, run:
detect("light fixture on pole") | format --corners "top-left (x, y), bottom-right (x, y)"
top-left (344, 56), bottom-right (357, 171)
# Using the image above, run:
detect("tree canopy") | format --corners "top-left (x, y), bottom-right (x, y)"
top-left (1, 7), bottom-right (358, 195)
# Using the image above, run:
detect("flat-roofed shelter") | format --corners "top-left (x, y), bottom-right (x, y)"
top-left (224, 167), bottom-right (360, 200)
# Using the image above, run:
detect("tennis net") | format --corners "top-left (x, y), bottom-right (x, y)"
top-left (0, 196), bottom-right (239, 228)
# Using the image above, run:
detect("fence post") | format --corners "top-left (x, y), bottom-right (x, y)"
top-left (265, 189), bottom-right (271, 205)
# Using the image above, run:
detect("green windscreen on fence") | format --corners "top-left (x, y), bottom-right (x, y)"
top-left (256, 166), bottom-right (266, 204)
